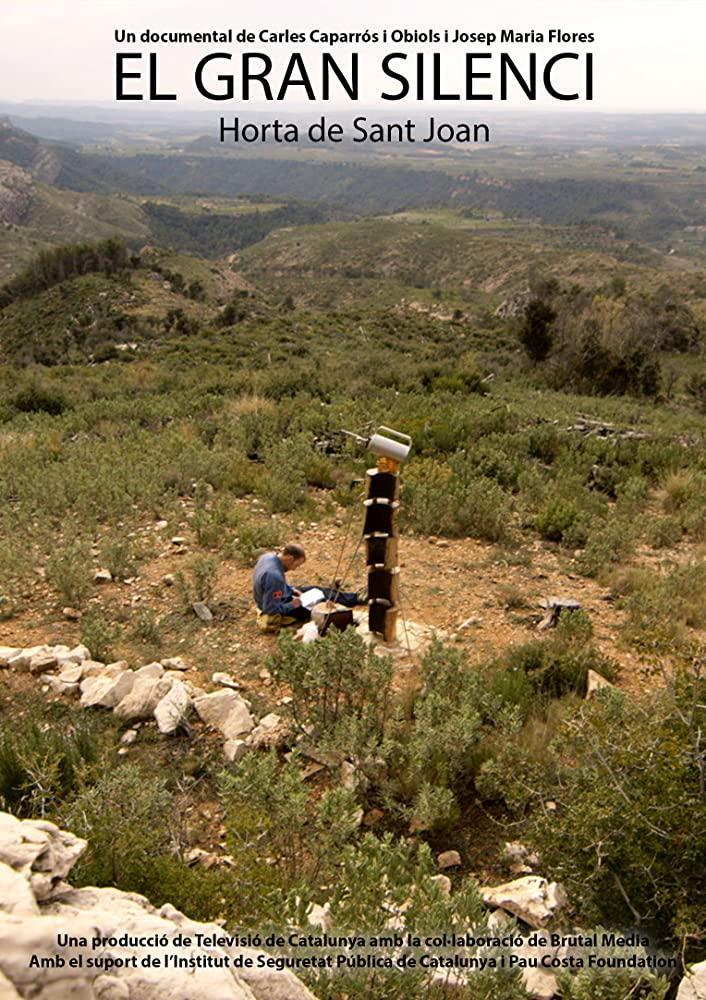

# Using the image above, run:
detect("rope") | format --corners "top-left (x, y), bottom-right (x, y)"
top-left (327, 483), bottom-right (366, 602)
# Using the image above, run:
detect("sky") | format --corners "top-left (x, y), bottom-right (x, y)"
top-left (0, 0), bottom-right (704, 112)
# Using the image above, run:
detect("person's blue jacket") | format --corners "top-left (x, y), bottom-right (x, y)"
top-left (253, 552), bottom-right (297, 616)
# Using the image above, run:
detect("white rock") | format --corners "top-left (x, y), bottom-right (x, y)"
top-left (480, 876), bottom-right (567, 928)
top-left (80, 671), bottom-right (134, 710)
top-left (94, 569), bottom-right (113, 584)
top-left (437, 850), bottom-right (461, 870)
top-left (430, 874), bottom-right (452, 896)
top-left (7, 646), bottom-right (47, 671)
top-left (120, 729), bottom-right (138, 745)
top-left (57, 664), bottom-right (84, 685)
top-left (678, 960), bottom-right (706, 1000)
top-left (307, 902), bottom-right (333, 931)
top-left (212, 672), bottom-right (240, 690)
top-left (249, 713), bottom-right (290, 750)
top-left (44, 675), bottom-right (80, 697)
top-left (223, 739), bottom-right (250, 763)
top-left (154, 681), bottom-right (191, 735)
top-left (0, 862), bottom-right (40, 917)
top-left (296, 621), bottom-right (320, 644)
top-left (586, 669), bottom-right (614, 699)
top-left (0, 813), bottom-right (86, 902)
top-left (0, 648), bottom-right (20, 668)
top-left (194, 690), bottom-right (254, 741)
top-left (114, 672), bottom-right (173, 723)
top-left (162, 656), bottom-right (188, 671)
top-left (56, 644), bottom-right (91, 666)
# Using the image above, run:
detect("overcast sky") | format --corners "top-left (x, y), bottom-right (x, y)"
top-left (1, 0), bottom-right (704, 111)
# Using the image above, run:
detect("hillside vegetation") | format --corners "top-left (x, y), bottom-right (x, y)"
top-left (1, 116), bottom-right (705, 1000)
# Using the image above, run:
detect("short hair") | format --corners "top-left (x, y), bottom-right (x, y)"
top-left (281, 542), bottom-right (306, 559)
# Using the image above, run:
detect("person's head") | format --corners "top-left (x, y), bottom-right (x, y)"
top-left (279, 542), bottom-right (306, 571)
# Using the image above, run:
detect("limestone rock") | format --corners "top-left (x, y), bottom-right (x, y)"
top-left (114, 666), bottom-right (173, 723)
top-left (586, 669), bottom-right (614, 699)
top-left (94, 569), bottom-right (113, 584)
top-left (678, 961), bottom-right (706, 1000)
top-left (224, 739), bottom-right (250, 763)
top-left (194, 690), bottom-right (254, 740)
top-left (430, 874), bottom-right (452, 896)
top-left (249, 713), bottom-right (290, 750)
top-left (162, 656), bottom-right (188, 671)
top-left (80, 670), bottom-right (134, 710)
top-left (437, 850), bottom-right (461, 870)
top-left (0, 813), bottom-right (86, 902)
top-left (192, 601), bottom-right (213, 622)
top-left (28, 652), bottom-right (58, 675)
top-left (212, 672), bottom-right (240, 690)
top-left (0, 809), bottom-right (317, 1000)
top-left (0, 969), bottom-right (21, 1000)
top-left (480, 876), bottom-right (567, 928)
top-left (0, 862), bottom-right (39, 917)
top-left (0, 648), bottom-right (20, 668)
top-left (154, 680), bottom-right (191, 735)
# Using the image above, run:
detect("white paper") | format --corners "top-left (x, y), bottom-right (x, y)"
top-left (300, 588), bottom-right (325, 609)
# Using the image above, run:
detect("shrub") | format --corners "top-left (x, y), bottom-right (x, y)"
top-left (65, 764), bottom-right (176, 890)
top-left (175, 554), bottom-right (219, 607)
top-left (530, 667), bottom-right (706, 940)
top-left (81, 608), bottom-right (119, 662)
top-left (270, 629), bottom-right (395, 762)
top-left (46, 539), bottom-right (92, 607)
top-left (0, 703), bottom-right (105, 817)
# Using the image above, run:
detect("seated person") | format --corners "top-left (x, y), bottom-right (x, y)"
top-left (253, 543), bottom-right (364, 633)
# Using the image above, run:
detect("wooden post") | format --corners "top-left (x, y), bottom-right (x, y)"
top-left (365, 456), bottom-right (401, 642)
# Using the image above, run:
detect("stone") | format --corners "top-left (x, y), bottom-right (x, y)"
top-left (249, 713), bottom-right (290, 750)
top-left (80, 670), bottom-right (134, 710)
top-left (224, 739), bottom-right (251, 763)
top-left (586, 669), bottom-right (614, 698)
top-left (62, 606), bottom-right (81, 620)
top-left (212, 672), bottom-right (240, 690)
top-left (480, 876), bottom-right (567, 928)
top-left (162, 656), bottom-right (188, 671)
top-left (120, 729), bottom-right (138, 745)
top-left (162, 573), bottom-right (175, 586)
top-left (0, 648), bottom-right (20, 668)
top-left (55, 644), bottom-right (91, 665)
top-left (0, 813), bottom-right (86, 901)
top-left (171, 536), bottom-right (186, 546)
top-left (437, 850), bottom-right (461, 869)
top-left (0, 811), bottom-right (317, 1000)
top-left (154, 681), bottom-right (191, 735)
top-left (677, 960), bottom-right (706, 1000)
top-left (194, 690), bottom-right (254, 741)
top-left (44, 675), bottom-right (80, 697)
top-left (430, 874), bottom-right (452, 896)
top-left (57, 664), bottom-right (84, 685)
top-left (307, 902), bottom-right (333, 931)
top-left (94, 569), bottom-right (113, 584)
top-left (192, 602), bottom-right (213, 622)
top-left (503, 841), bottom-right (539, 874)
top-left (0, 862), bottom-right (40, 917)
top-left (114, 669), bottom-right (173, 723)
top-left (7, 646), bottom-right (49, 671)
top-left (28, 652), bottom-right (58, 674)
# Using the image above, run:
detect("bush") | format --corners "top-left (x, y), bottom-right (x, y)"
top-left (0, 703), bottom-right (105, 817)
top-left (64, 764), bottom-right (176, 890)
top-left (531, 667), bottom-right (706, 940)
top-left (81, 608), bottom-right (119, 661)
top-left (270, 629), bottom-right (395, 763)
top-left (46, 539), bottom-right (92, 607)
